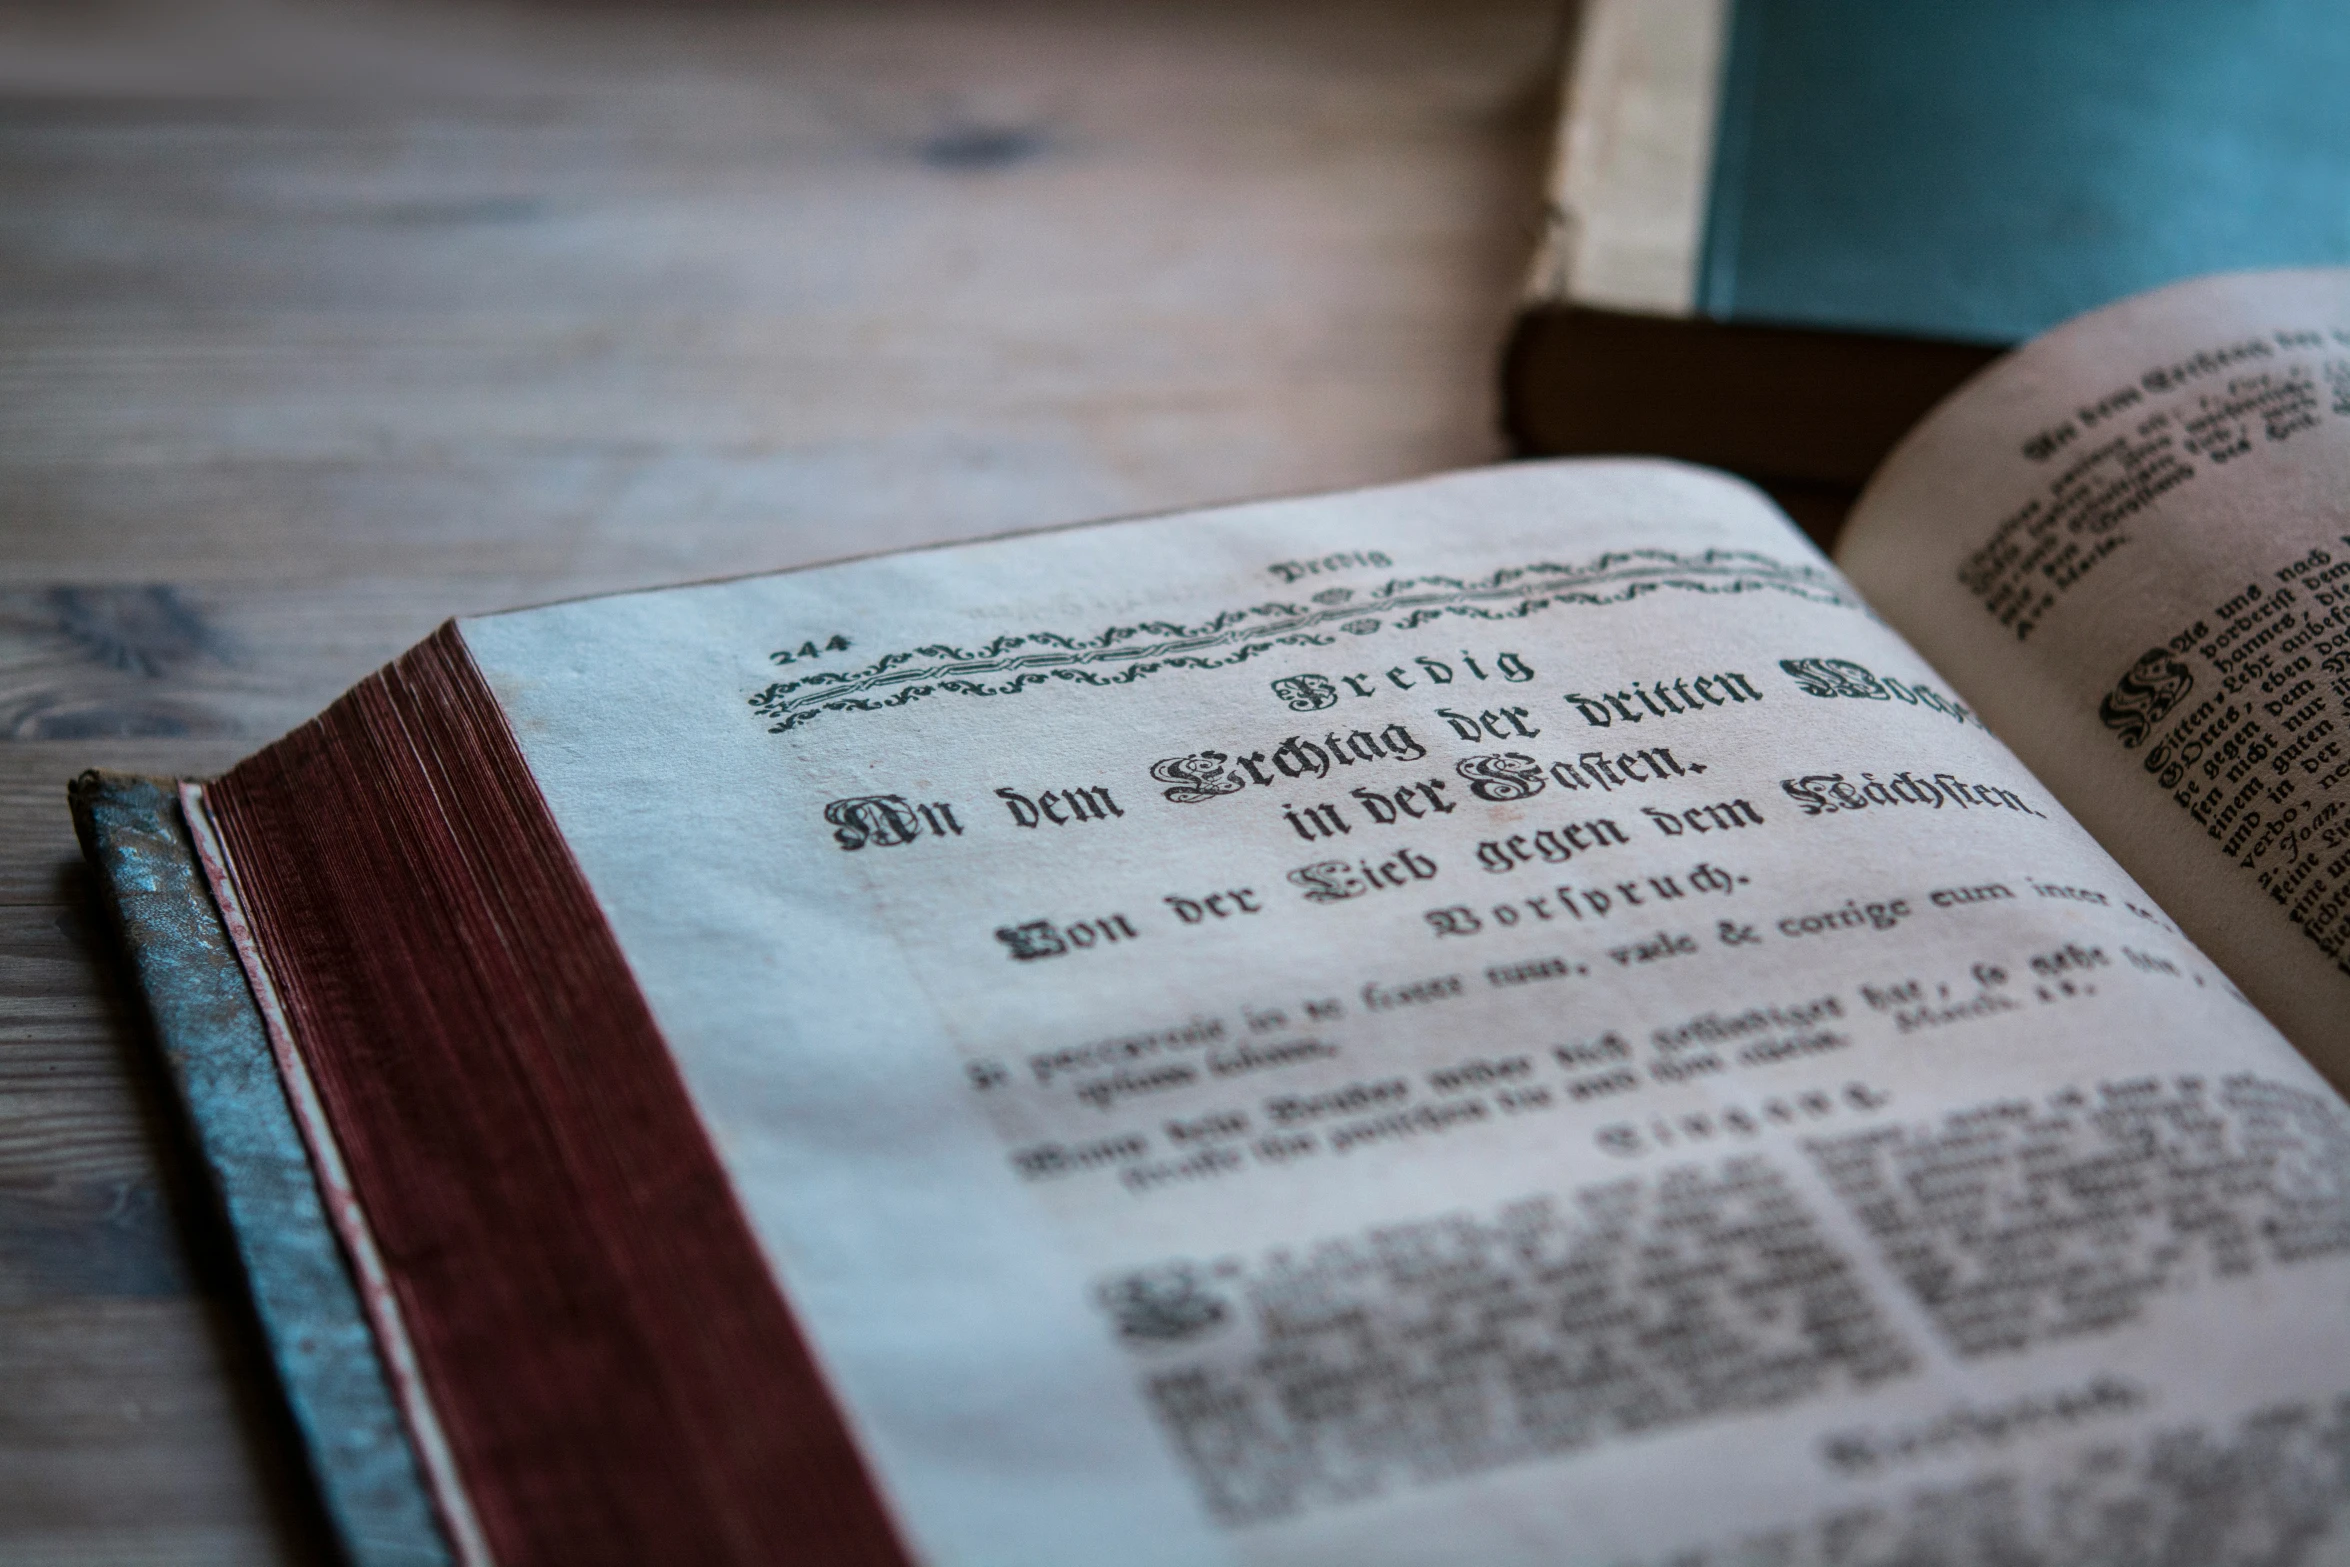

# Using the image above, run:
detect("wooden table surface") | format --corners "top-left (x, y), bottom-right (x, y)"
top-left (0, 2), bottom-right (1560, 1559)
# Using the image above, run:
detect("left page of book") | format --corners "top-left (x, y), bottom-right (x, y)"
top-left (460, 461), bottom-right (2350, 1566)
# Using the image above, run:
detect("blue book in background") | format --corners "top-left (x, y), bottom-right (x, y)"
top-left (1505, 0), bottom-right (2350, 498)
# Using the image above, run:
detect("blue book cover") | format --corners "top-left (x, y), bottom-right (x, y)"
top-left (1705, 0), bottom-right (2350, 344)
top-left (1508, 0), bottom-right (2350, 486)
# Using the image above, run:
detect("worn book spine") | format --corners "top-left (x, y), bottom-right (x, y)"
top-left (69, 771), bottom-right (453, 1567)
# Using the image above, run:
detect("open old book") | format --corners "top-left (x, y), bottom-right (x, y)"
top-left (76, 270), bottom-right (2350, 1567)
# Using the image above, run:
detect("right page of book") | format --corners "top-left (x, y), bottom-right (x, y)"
top-left (1840, 268), bottom-right (2350, 1079)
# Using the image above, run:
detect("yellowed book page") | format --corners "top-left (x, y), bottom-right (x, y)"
top-left (467, 462), bottom-right (2350, 1565)
top-left (1840, 269), bottom-right (2350, 1079)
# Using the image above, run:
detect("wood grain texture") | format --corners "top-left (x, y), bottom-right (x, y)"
top-left (0, 0), bottom-right (1560, 1558)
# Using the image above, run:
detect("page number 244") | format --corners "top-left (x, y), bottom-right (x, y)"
top-left (771, 635), bottom-right (853, 667)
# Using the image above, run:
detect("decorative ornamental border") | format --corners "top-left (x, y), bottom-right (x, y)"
top-left (747, 549), bottom-right (1863, 733)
